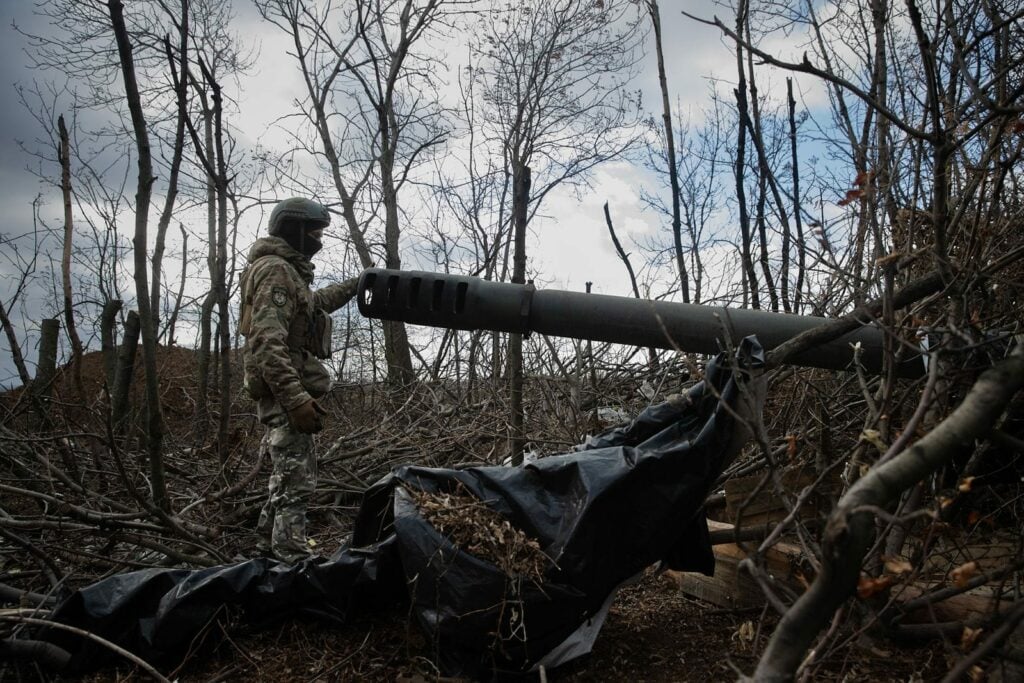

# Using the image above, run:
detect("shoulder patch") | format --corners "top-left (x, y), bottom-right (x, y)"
top-left (271, 286), bottom-right (289, 307)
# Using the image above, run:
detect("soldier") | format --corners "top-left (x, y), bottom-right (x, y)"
top-left (238, 197), bottom-right (358, 563)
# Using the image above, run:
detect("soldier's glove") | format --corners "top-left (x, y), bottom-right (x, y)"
top-left (288, 399), bottom-right (326, 434)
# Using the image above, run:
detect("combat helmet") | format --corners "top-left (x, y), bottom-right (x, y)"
top-left (268, 197), bottom-right (331, 236)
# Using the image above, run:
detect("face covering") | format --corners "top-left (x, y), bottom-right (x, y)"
top-left (281, 223), bottom-right (323, 257)
top-left (299, 229), bottom-right (323, 257)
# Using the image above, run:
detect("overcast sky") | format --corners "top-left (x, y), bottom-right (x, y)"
top-left (0, 0), bottom-right (836, 385)
top-left (2, 4), bottom-right (51, 244)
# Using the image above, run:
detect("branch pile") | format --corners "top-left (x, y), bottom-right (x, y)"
top-left (406, 484), bottom-right (549, 582)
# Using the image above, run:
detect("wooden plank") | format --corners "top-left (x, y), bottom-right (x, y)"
top-left (667, 521), bottom-right (805, 608)
top-left (894, 583), bottom-right (1010, 623)
top-left (723, 466), bottom-right (839, 526)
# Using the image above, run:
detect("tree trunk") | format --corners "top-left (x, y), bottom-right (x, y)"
top-left (298, 27), bottom-right (414, 389)
top-left (647, 0), bottom-right (688, 303)
top-left (787, 78), bottom-right (806, 314)
top-left (111, 309), bottom-right (140, 430)
top-left (379, 107), bottom-right (415, 387)
top-left (150, 3), bottom-right (189, 340)
top-left (57, 114), bottom-right (85, 400)
top-left (162, 225), bottom-right (187, 345)
top-left (210, 67), bottom-right (232, 465)
top-left (754, 173), bottom-right (779, 312)
top-left (108, 0), bottom-right (167, 510)
top-left (743, 32), bottom-right (784, 312)
top-left (508, 164), bottom-right (530, 466)
top-left (732, 5), bottom-right (759, 309)
top-left (604, 201), bottom-right (658, 373)
top-left (100, 298), bottom-right (123, 390)
top-left (33, 319), bottom-right (60, 405)
top-left (194, 108), bottom-right (216, 444)
top-left (0, 299), bottom-right (32, 390)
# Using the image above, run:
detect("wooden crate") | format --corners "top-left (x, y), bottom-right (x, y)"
top-left (722, 466), bottom-right (839, 526)
top-left (666, 521), bottom-right (804, 609)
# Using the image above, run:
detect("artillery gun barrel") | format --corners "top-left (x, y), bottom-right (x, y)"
top-left (356, 268), bottom-right (925, 378)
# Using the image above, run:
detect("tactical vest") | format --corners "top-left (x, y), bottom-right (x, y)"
top-left (239, 256), bottom-right (333, 401)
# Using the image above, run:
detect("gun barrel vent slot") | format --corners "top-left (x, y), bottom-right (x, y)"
top-left (431, 280), bottom-right (444, 312)
top-left (386, 275), bottom-right (399, 306)
top-left (454, 282), bottom-right (468, 314)
top-left (361, 272), bottom-right (376, 307)
top-left (408, 277), bottom-right (421, 309)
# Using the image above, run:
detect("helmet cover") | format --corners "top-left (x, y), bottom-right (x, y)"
top-left (268, 197), bottom-right (330, 256)
top-left (268, 197), bottom-right (331, 236)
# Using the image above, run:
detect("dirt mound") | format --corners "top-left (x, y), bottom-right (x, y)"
top-left (1, 343), bottom-right (243, 439)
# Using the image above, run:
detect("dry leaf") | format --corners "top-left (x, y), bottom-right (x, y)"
top-left (860, 429), bottom-right (887, 453)
top-left (958, 476), bottom-right (975, 492)
top-left (857, 574), bottom-right (894, 599)
top-left (837, 188), bottom-right (864, 206)
top-left (961, 626), bottom-right (983, 651)
top-left (786, 434), bottom-right (798, 460)
top-left (882, 556), bottom-right (913, 575)
top-left (952, 561), bottom-right (979, 588)
top-left (732, 621), bottom-right (755, 648)
top-left (875, 252), bottom-right (902, 267)
top-left (408, 484), bottom-right (549, 580)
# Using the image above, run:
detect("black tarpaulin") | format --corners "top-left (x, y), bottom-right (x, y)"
top-left (45, 337), bottom-right (765, 678)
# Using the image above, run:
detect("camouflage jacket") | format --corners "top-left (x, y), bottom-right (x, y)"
top-left (239, 237), bottom-right (358, 411)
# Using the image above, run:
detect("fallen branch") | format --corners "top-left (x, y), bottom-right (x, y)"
top-left (0, 636), bottom-right (71, 670)
top-left (0, 614), bottom-right (169, 681)
top-left (893, 558), bottom-right (1024, 618)
top-left (0, 527), bottom-right (64, 588)
top-left (941, 600), bottom-right (1024, 683)
top-left (752, 348), bottom-right (1024, 682)
top-left (0, 582), bottom-right (58, 609)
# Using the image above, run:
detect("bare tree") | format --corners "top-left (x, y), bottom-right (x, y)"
top-left (150, 0), bottom-right (191, 338)
top-left (731, 0), bottom-right (760, 309)
top-left (640, 97), bottom-right (732, 306)
top-left (603, 201), bottom-right (659, 373)
top-left (0, 235), bottom-right (38, 391)
top-left (468, 0), bottom-right (645, 462)
top-left (57, 114), bottom-right (85, 400)
top-left (169, 0), bottom-right (253, 459)
top-left (16, 0), bottom-right (215, 415)
top-left (645, 0), bottom-right (689, 303)
top-left (107, 0), bottom-right (168, 509)
top-left (687, 0), bottom-right (1024, 677)
top-left (256, 0), bottom-right (456, 386)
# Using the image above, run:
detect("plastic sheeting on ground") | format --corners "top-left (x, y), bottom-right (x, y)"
top-left (45, 337), bottom-right (766, 679)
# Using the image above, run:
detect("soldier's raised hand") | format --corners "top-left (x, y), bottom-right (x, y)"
top-left (288, 399), bottom-right (326, 434)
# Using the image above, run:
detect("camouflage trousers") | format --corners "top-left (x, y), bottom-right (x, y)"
top-left (256, 415), bottom-right (317, 563)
